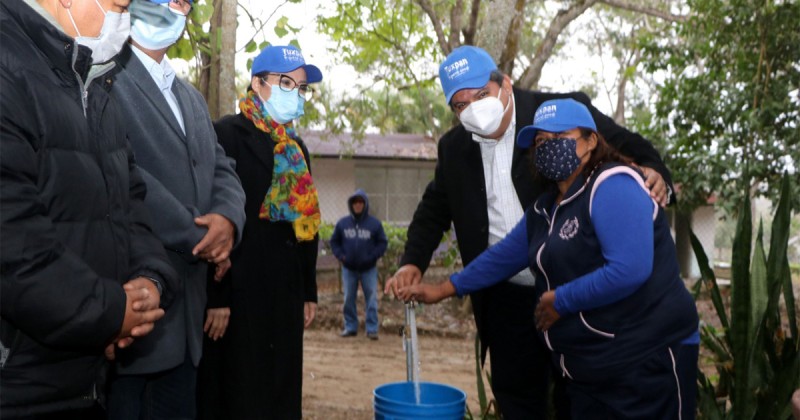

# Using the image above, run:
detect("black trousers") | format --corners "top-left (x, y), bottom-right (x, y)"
top-left (567, 343), bottom-right (697, 419)
top-left (479, 281), bottom-right (569, 420)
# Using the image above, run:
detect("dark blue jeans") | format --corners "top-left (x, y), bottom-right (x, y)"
top-left (107, 354), bottom-right (197, 420)
top-left (341, 266), bottom-right (379, 334)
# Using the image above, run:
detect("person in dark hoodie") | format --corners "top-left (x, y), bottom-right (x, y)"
top-left (330, 190), bottom-right (388, 340)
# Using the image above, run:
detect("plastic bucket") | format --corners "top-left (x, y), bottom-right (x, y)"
top-left (373, 381), bottom-right (466, 420)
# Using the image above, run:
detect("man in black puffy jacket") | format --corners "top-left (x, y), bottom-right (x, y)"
top-left (0, 0), bottom-right (177, 418)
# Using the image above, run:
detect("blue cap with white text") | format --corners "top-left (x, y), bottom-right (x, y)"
top-left (517, 99), bottom-right (597, 148)
top-left (439, 46), bottom-right (497, 105)
top-left (251, 45), bottom-right (323, 83)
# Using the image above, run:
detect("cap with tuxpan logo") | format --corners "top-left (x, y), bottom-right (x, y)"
top-left (439, 46), bottom-right (497, 105)
top-left (251, 45), bottom-right (323, 83)
top-left (517, 98), bottom-right (597, 148)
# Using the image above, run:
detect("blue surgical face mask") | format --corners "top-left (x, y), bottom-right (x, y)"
top-left (534, 137), bottom-right (584, 181)
top-left (129, 0), bottom-right (186, 51)
top-left (296, 97), bottom-right (306, 119)
top-left (262, 84), bottom-right (303, 123)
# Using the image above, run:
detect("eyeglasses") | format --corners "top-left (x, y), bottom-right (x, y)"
top-left (164, 0), bottom-right (192, 16)
top-left (262, 73), bottom-right (314, 101)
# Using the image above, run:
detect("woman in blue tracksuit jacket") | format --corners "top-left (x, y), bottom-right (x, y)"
top-left (399, 99), bottom-right (699, 419)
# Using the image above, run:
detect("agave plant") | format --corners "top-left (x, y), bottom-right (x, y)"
top-left (691, 173), bottom-right (799, 419)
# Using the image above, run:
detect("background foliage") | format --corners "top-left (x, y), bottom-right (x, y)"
top-left (637, 0), bottom-right (800, 213)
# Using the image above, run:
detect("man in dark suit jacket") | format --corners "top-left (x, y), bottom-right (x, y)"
top-left (385, 46), bottom-right (674, 419)
top-left (105, 0), bottom-right (245, 418)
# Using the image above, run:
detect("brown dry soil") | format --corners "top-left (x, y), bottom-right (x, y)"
top-left (301, 288), bottom-right (489, 419)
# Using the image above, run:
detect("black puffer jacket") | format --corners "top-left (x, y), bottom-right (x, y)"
top-left (0, 1), bottom-right (177, 417)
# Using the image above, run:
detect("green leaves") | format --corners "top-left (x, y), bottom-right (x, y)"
top-left (274, 15), bottom-right (299, 38)
top-left (641, 0), bottom-right (800, 211)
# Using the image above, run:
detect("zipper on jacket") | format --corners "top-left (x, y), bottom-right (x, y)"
top-left (67, 40), bottom-right (88, 116)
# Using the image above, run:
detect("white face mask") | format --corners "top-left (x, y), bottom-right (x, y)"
top-left (130, 1), bottom-right (187, 51)
top-left (67, 0), bottom-right (131, 64)
top-left (459, 88), bottom-right (510, 137)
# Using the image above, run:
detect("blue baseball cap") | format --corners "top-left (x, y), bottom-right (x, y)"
top-left (251, 45), bottom-right (323, 83)
top-left (439, 46), bottom-right (497, 105)
top-left (517, 99), bottom-right (597, 148)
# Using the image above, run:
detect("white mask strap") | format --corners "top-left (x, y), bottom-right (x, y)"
top-left (65, 7), bottom-right (81, 37)
top-left (66, 0), bottom-right (107, 38)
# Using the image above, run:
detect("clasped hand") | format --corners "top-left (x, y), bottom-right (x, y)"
top-left (106, 277), bottom-right (164, 360)
top-left (193, 213), bottom-right (234, 264)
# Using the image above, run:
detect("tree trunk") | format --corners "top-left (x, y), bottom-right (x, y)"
top-left (205, 0), bottom-right (237, 119)
top-left (497, 0), bottom-right (526, 75)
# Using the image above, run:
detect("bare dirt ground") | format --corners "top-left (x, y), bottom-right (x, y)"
top-left (301, 288), bottom-right (491, 419)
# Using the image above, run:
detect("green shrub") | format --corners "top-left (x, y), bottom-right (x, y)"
top-left (377, 223), bottom-right (460, 290)
top-left (691, 173), bottom-right (799, 419)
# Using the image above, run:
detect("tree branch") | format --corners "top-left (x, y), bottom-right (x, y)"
top-left (448, 0), bottom-right (464, 51)
top-left (462, 0), bottom-right (481, 45)
top-left (498, 0), bottom-right (526, 75)
top-left (235, 1), bottom-right (289, 53)
top-left (397, 74), bottom-right (440, 91)
top-left (599, 0), bottom-right (687, 22)
top-left (518, 0), bottom-right (598, 89)
top-left (415, 0), bottom-right (452, 55)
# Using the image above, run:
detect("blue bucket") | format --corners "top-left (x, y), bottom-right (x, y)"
top-left (374, 381), bottom-right (466, 420)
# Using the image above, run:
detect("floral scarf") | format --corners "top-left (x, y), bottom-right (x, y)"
top-left (239, 90), bottom-right (320, 241)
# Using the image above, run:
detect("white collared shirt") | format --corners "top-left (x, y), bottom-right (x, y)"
top-left (131, 46), bottom-right (185, 134)
top-left (472, 95), bottom-right (536, 286)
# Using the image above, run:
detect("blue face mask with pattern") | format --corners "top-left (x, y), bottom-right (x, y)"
top-left (534, 137), bottom-right (583, 181)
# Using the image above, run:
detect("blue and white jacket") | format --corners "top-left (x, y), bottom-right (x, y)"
top-left (450, 163), bottom-right (698, 382)
top-left (330, 190), bottom-right (388, 272)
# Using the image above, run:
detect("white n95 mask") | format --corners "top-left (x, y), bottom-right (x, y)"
top-left (458, 88), bottom-right (510, 137)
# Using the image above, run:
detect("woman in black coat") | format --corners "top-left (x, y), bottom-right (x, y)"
top-left (207, 45), bottom-right (322, 419)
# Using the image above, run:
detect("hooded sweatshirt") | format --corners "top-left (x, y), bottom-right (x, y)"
top-left (330, 190), bottom-right (388, 272)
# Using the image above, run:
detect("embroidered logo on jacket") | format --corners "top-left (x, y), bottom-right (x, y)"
top-left (559, 217), bottom-right (579, 240)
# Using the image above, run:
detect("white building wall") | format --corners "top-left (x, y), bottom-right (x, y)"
top-left (313, 158), bottom-right (436, 225)
top-left (689, 205), bottom-right (716, 278)
top-left (313, 159), bottom-right (355, 224)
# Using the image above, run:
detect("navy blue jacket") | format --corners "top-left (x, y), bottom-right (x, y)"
top-left (525, 163), bottom-right (697, 382)
top-left (330, 190), bottom-right (388, 272)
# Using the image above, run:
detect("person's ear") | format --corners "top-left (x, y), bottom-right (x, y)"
top-left (587, 132), bottom-right (598, 151)
top-left (251, 76), bottom-right (271, 99)
top-left (502, 74), bottom-right (513, 95)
